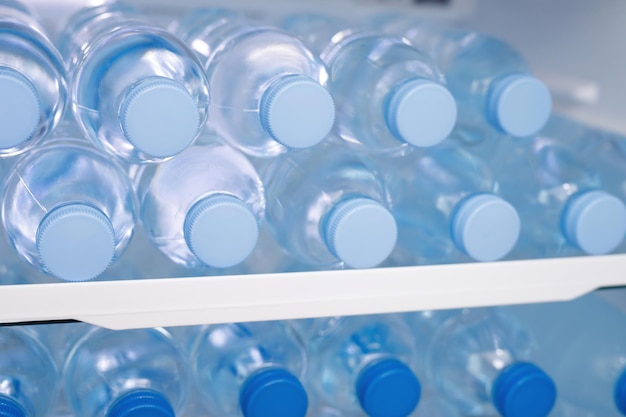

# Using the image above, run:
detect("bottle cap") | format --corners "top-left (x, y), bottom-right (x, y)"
top-left (356, 358), bottom-right (421, 417)
top-left (260, 75), bottom-right (335, 149)
top-left (0, 67), bottom-right (40, 148)
top-left (386, 79), bottom-right (457, 147)
top-left (562, 190), bottom-right (626, 255)
top-left (451, 194), bottom-right (520, 262)
top-left (107, 389), bottom-right (175, 417)
top-left (184, 194), bottom-right (259, 268)
top-left (0, 395), bottom-right (26, 417)
top-left (487, 74), bottom-right (552, 137)
top-left (492, 362), bottom-right (556, 417)
top-left (240, 368), bottom-right (308, 417)
top-left (37, 203), bottom-right (115, 281)
top-left (614, 368), bottom-right (626, 415)
top-left (120, 77), bottom-right (200, 158)
top-left (324, 198), bottom-right (397, 269)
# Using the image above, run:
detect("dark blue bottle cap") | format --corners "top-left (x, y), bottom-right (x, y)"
top-left (240, 368), bottom-right (308, 417)
top-left (614, 368), bottom-right (626, 415)
top-left (356, 358), bottom-right (421, 417)
top-left (106, 389), bottom-right (175, 417)
top-left (492, 362), bottom-right (556, 417)
top-left (0, 395), bottom-right (26, 417)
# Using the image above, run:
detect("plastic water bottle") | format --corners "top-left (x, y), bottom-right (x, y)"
top-left (0, 326), bottom-right (58, 417)
top-left (292, 314), bottom-right (421, 417)
top-left (1, 135), bottom-right (137, 281)
top-left (135, 136), bottom-right (265, 269)
top-left (507, 293), bottom-right (626, 417)
top-left (237, 226), bottom-right (311, 274)
top-left (263, 141), bottom-right (398, 269)
top-left (171, 8), bottom-right (334, 157)
top-left (388, 139), bottom-right (520, 264)
top-left (281, 14), bottom-right (456, 155)
top-left (542, 115), bottom-right (626, 207)
top-left (63, 325), bottom-right (188, 417)
top-left (492, 118), bottom-right (626, 258)
top-left (189, 321), bottom-right (308, 417)
top-left (373, 16), bottom-right (551, 141)
top-left (415, 308), bottom-right (556, 417)
top-left (0, 0), bottom-right (67, 156)
top-left (549, 401), bottom-right (595, 417)
top-left (412, 396), bottom-right (461, 417)
top-left (58, 4), bottom-right (209, 163)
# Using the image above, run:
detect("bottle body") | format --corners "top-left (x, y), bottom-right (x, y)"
top-left (173, 9), bottom-right (334, 157)
top-left (263, 141), bottom-right (397, 269)
top-left (508, 293), bottom-right (626, 417)
top-left (0, 0), bottom-right (67, 156)
top-left (191, 321), bottom-right (308, 417)
top-left (283, 14), bottom-right (456, 155)
top-left (0, 326), bottom-right (58, 417)
top-left (2, 136), bottom-right (137, 281)
top-left (293, 314), bottom-right (421, 417)
top-left (64, 326), bottom-right (188, 417)
top-left (63, 4), bottom-right (209, 163)
top-left (389, 140), bottom-right (519, 264)
top-left (423, 308), bottom-right (556, 417)
top-left (136, 138), bottom-right (265, 269)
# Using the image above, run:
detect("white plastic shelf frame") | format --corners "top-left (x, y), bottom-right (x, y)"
top-left (5, 0), bottom-right (625, 330)
top-left (2, 255), bottom-right (626, 330)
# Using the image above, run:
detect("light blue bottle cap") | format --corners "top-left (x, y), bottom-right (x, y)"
top-left (492, 362), bottom-right (556, 417)
top-left (0, 67), bottom-right (40, 149)
top-left (562, 190), bottom-right (626, 255)
top-left (120, 76), bottom-right (201, 158)
top-left (184, 194), bottom-right (259, 268)
top-left (107, 389), bottom-right (175, 417)
top-left (240, 368), bottom-right (308, 417)
top-left (487, 74), bottom-right (552, 137)
top-left (386, 79), bottom-right (457, 147)
top-left (324, 197), bottom-right (397, 269)
top-left (37, 203), bottom-right (115, 281)
top-left (356, 358), bottom-right (421, 417)
top-left (260, 74), bottom-right (335, 149)
top-left (451, 194), bottom-right (520, 262)
top-left (0, 395), bottom-right (26, 417)
top-left (614, 368), bottom-right (626, 415)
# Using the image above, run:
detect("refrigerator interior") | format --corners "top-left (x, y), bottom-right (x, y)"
top-left (0, 0), bottom-right (622, 329)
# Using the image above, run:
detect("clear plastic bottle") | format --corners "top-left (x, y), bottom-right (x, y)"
top-left (1, 136), bottom-right (137, 281)
top-left (373, 16), bottom-right (551, 141)
top-left (263, 141), bottom-right (398, 269)
top-left (189, 321), bottom-right (308, 417)
top-left (388, 139), bottom-right (520, 264)
top-left (507, 293), bottom-right (626, 417)
top-left (493, 119), bottom-right (626, 258)
top-left (59, 3), bottom-right (209, 163)
top-left (0, 0), bottom-right (67, 156)
top-left (413, 396), bottom-right (462, 417)
top-left (172, 8), bottom-right (334, 157)
top-left (281, 14), bottom-right (456, 155)
top-left (0, 326), bottom-right (58, 417)
top-left (292, 314), bottom-right (421, 417)
top-left (419, 308), bottom-right (556, 417)
top-left (63, 325), bottom-right (188, 417)
top-left (541, 115), bottom-right (626, 206)
top-left (135, 135), bottom-right (265, 269)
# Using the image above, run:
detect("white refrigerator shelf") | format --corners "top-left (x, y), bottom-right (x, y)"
top-left (1, 254), bottom-right (624, 330)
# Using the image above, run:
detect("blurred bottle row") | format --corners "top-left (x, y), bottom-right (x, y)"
top-left (1, 0), bottom-right (626, 283)
top-left (2, 292), bottom-right (625, 417)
